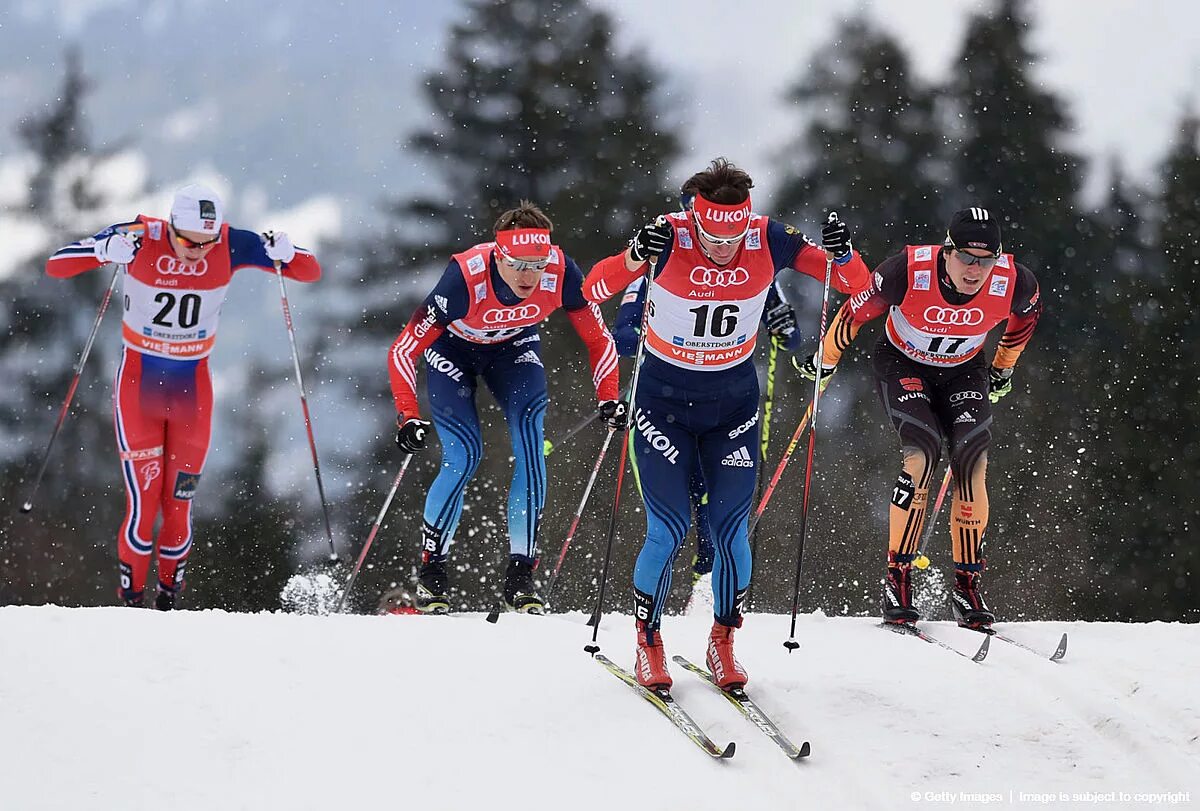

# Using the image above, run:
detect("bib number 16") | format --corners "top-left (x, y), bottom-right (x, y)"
top-left (688, 304), bottom-right (740, 338)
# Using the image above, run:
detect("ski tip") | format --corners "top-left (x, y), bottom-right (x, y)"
top-left (1051, 632), bottom-right (1069, 662)
top-left (783, 638), bottom-right (800, 653)
top-left (583, 643), bottom-right (601, 657)
top-left (972, 633), bottom-right (991, 663)
top-left (795, 740), bottom-right (812, 759)
top-left (485, 610), bottom-right (500, 624)
top-left (718, 741), bottom-right (736, 759)
top-left (20, 502), bottom-right (32, 513)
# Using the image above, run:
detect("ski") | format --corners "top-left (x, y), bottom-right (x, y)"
top-left (593, 654), bottom-right (735, 759)
top-left (969, 628), bottom-right (1068, 662)
top-left (673, 656), bottom-right (810, 760)
top-left (880, 621), bottom-right (989, 662)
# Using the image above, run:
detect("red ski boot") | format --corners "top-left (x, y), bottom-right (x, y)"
top-left (634, 620), bottom-right (672, 690)
top-left (706, 618), bottom-right (749, 690)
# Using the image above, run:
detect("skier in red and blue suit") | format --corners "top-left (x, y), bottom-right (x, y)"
top-left (45, 183), bottom-right (321, 609)
top-left (388, 201), bottom-right (623, 615)
top-left (584, 159), bottom-right (870, 690)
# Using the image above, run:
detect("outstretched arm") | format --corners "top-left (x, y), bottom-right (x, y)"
top-left (228, 227), bottom-right (321, 282)
top-left (563, 256), bottom-right (620, 400)
top-left (46, 220), bottom-right (144, 278)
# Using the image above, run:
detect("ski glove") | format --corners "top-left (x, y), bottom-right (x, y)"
top-left (262, 231), bottom-right (296, 264)
top-left (95, 232), bottom-right (139, 265)
top-left (821, 214), bottom-right (852, 261)
top-left (598, 399), bottom-right (629, 430)
top-left (395, 417), bottom-right (433, 454)
top-left (765, 302), bottom-right (798, 337)
top-left (988, 366), bottom-right (1014, 404)
top-left (629, 216), bottom-right (672, 264)
top-left (792, 351), bottom-right (835, 392)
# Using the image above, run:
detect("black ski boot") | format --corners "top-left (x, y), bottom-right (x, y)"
top-left (882, 553), bottom-right (920, 624)
top-left (120, 589), bottom-right (145, 608)
top-left (415, 557), bottom-right (450, 614)
top-left (952, 567), bottom-right (995, 629)
top-left (503, 555), bottom-right (544, 614)
top-left (154, 586), bottom-right (178, 611)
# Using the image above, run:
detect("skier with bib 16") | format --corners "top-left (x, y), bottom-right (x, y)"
top-left (584, 159), bottom-right (869, 690)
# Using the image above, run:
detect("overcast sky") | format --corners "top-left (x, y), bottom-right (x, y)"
top-left (595, 0), bottom-right (1200, 203)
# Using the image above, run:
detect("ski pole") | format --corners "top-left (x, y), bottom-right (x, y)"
top-left (914, 463), bottom-right (954, 570)
top-left (275, 261), bottom-right (339, 563)
top-left (336, 455), bottom-right (413, 612)
top-left (784, 213), bottom-right (839, 652)
top-left (543, 383), bottom-right (628, 457)
top-left (544, 426), bottom-right (617, 607)
top-left (747, 334), bottom-right (780, 607)
top-left (585, 241), bottom-right (662, 654)
top-left (21, 263), bottom-right (122, 514)
top-left (748, 398), bottom-right (813, 534)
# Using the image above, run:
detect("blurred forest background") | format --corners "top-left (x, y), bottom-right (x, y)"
top-left (0, 0), bottom-right (1195, 622)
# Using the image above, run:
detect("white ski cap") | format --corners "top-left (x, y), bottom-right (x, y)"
top-left (170, 183), bottom-right (223, 234)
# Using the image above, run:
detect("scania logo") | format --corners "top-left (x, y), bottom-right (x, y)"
top-left (482, 304), bottom-right (541, 324)
top-left (690, 266), bottom-right (749, 287)
top-left (923, 306), bottom-right (984, 326)
top-left (156, 256), bottom-right (208, 276)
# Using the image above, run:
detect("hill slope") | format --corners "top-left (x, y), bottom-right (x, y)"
top-left (0, 607), bottom-right (1196, 810)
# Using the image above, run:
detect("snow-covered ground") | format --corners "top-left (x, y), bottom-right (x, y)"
top-left (0, 607), bottom-right (1196, 810)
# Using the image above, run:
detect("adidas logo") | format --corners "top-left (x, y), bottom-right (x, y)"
top-left (954, 411), bottom-right (976, 424)
top-left (721, 446), bottom-right (754, 467)
top-left (434, 294), bottom-right (449, 313)
top-left (514, 350), bottom-right (543, 367)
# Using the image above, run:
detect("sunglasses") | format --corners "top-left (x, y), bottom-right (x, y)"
top-left (170, 222), bottom-right (221, 250)
top-left (948, 241), bottom-right (998, 270)
top-left (499, 251), bottom-right (549, 272)
top-left (692, 212), bottom-right (748, 246)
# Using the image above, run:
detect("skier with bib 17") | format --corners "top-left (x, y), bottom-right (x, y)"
top-left (584, 158), bottom-right (870, 690)
top-left (388, 201), bottom-right (623, 615)
top-left (45, 183), bottom-right (321, 609)
top-left (794, 207), bottom-right (1041, 629)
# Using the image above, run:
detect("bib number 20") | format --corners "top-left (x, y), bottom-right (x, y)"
top-left (689, 304), bottom-right (740, 338)
top-left (152, 292), bottom-right (202, 329)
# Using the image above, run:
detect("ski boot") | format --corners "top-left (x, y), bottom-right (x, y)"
top-left (706, 616), bottom-right (749, 690)
top-left (415, 556), bottom-right (450, 614)
top-left (154, 584), bottom-right (178, 611)
top-left (634, 619), bottom-right (672, 691)
top-left (951, 565), bottom-right (995, 630)
top-left (882, 552), bottom-right (920, 625)
top-left (378, 586), bottom-right (420, 615)
top-left (119, 588), bottom-right (145, 608)
top-left (502, 555), bottom-right (544, 614)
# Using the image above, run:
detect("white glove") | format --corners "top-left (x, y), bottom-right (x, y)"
top-left (94, 232), bottom-right (138, 264)
top-left (262, 231), bottom-right (296, 264)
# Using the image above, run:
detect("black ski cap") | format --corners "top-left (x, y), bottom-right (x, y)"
top-left (946, 207), bottom-right (1002, 256)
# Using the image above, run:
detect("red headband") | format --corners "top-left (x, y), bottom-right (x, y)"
top-left (692, 195), bottom-right (753, 239)
top-left (495, 228), bottom-right (552, 259)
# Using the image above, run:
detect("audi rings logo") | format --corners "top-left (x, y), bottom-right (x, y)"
top-left (923, 306), bottom-right (984, 326)
top-left (949, 390), bottom-right (983, 404)
top-left (482, 304), bottom-right (541, 324)
top-left (690, 266), bottom-right (749, 287)
top-left (156, 256), bottom-right (209, 276)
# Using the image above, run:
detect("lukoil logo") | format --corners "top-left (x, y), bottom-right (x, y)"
top-left (634, 409), bottom-right (679, 464)
top-left (704, 208), bottom-right (749, 224)
top-left (510, 231), bottom-right (550, 247)
top-left (423, 348), bottom-right (464, 381)
top-left (156, 256), bottom-right (208, 276)
top-left (690, 266), bottom-right (749, 287)
top-left (482, 304), bottom-right (540, 324)
top-left (923, 306), bottom-right (984, 326)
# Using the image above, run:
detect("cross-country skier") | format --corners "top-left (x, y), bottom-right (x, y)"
top-left (388, 201), bottom-right (623, 615)
top-left (584, 158), bottom-right (870, 690)
top-left (611, 275), bottom-right (801, 600)
top-left (45, 183), bottom-right (321, 609)
top-left (795, 207), bottom-right (1041, 629)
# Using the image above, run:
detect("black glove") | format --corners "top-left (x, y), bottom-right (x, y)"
top-left (598, 400), bottom-right (629, 430)
top-left (988, 366), bottom-right (1014, 404)
top-left (629, 216), bottom-right (672, 263)
top-left (792, 352), bottom-right (835, 392)
top-left (765, 302), bottom-right (797, 337)
top-left (821, 213), bottom-right (852, 260)
top-left (395, 417), bottom-right (432, 454)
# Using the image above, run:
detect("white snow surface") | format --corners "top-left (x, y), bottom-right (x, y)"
top-left (0, 608), bottom-right (1196, 810)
